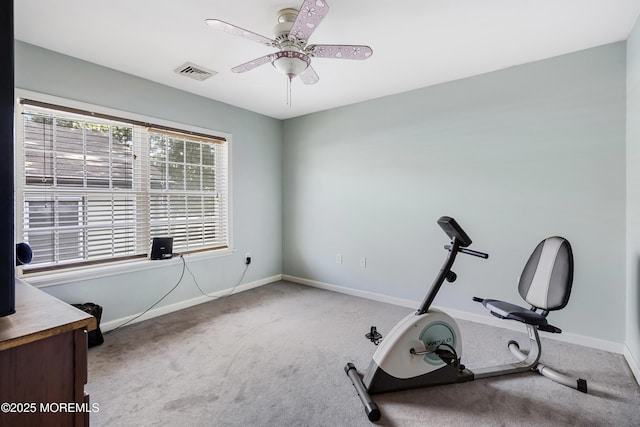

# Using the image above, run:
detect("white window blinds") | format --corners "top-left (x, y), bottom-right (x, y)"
top-left (147, 130), bottom-right (229, 251)
top-left (17, 99), bottom-right (229, 272)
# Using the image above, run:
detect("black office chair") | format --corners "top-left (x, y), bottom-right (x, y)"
top-left (473, 236), bottom-right (587, 393)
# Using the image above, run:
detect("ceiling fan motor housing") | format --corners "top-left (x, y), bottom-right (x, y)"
top-left (271, 8), bottom-right (310, 79)
top-left (273, 8), bottom-right (303, 47)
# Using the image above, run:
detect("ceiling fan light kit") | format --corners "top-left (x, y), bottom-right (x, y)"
top-left (272, 51), bottom-right (311, 81)
top-left (205, 0), bottom-right (373, 85)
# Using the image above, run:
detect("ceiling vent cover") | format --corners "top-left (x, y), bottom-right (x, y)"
top-left (175, 62), bottom-right (217, 81)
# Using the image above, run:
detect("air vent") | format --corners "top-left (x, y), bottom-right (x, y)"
top-left (175, 62), bottom-right (217, 81)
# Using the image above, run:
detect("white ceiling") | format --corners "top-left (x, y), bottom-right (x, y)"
top-left (14, 0), bottom-right (640, 120)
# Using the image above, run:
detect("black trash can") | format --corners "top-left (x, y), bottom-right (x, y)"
top-left (72, 302), bottom-right (104, 347)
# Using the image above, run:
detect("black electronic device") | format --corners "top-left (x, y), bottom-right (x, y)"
top-left (149, 237), bottom-right (174, 260)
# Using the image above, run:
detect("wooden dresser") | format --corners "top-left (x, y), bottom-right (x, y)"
top-left (0, 279), bottom-right (96, 427)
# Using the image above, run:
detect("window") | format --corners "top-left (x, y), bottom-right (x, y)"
top-left (16, 98), bottom-right (230, 273)
top-left (147, 130), bottom-right (228, 251)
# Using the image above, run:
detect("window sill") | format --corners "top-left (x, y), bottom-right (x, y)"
top-left (20, 248), bottom-right (235, 288)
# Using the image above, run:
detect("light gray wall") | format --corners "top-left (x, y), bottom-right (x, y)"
top-left (13, 39), bottom-right (631, 347)
top-left (14, 41), bottom-right (283, 323)
top-left (282, 43), bottom-right (627, 343)
top-left (627, 17), bottom-right (640, 371)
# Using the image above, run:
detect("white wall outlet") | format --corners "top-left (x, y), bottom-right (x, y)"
top-left (360, 257), bottom-right (367, 268)
top-left (336, 253), bottom-right (343, 264)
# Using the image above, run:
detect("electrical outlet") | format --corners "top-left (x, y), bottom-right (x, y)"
top-left (360, 257), bottom-right (367, 268)
top-left (245, 252), bottom-right (251, 265)
top-left (336, 253), bottom-right (342, 264)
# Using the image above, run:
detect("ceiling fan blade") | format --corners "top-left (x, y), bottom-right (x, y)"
top-left (308, 44), bottom-right (373, 60)
top-left (206, 19), bottom-right (276, 47)
top-left (299, 66), bottom-right (320, 85)
top-left (231, 54), bottom-right (275, 73)
top-left (289, 0), bottom-right (330, 42)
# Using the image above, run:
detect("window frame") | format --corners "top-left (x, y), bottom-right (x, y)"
top-left (14, 90), bottom-right (234, 286)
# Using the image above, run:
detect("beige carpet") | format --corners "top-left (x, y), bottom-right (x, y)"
top-left (87, 281), bottom-right (640, 426)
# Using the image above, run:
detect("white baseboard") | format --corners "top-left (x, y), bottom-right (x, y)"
top-left (624, 345), bottom-right (640, 384)
top-left (283, 274), bottom-right (625, 354)
top-left (282, 275), bottom-right (418, 308)
top-left (101, 274), bottom-right (282, 332)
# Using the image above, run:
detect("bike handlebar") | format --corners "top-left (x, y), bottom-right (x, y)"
top-left (444, 244), bottom-right (489, 259)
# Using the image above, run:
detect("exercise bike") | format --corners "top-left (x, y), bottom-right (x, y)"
top-left (345, 216), bottom-right (586, 422)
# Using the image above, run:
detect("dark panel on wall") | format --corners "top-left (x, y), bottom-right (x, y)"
top-left (0, 1), bottom-right (15, 316)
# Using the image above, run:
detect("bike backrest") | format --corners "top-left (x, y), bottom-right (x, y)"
top-left (518, 236), bottom-right (574, 311)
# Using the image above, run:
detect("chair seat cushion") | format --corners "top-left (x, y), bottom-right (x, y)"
top-left (482, 299), bottom-right (548, 326)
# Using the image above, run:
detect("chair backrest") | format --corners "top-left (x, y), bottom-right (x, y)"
top-left (518, 236), bottom-right (574, 311)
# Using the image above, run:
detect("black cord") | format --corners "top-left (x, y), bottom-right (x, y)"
top-left (185, 255), bottom-right (249, 299)
top-left (106, 255), bottom-right (187, 334)
top-left (106, 255), bottom-right (250, 334)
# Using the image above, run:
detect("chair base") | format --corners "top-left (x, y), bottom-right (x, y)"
top-left (469, 324), bottom-right (587, 393)
top-left (508, 339), bottom-right (588, 393)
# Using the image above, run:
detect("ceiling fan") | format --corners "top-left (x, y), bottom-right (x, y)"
top-left (205, 0), bottom-right (373, 85)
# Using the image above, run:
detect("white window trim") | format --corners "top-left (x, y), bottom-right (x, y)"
top-left (14, 89), bottom-right (234, 286)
